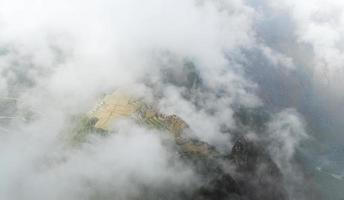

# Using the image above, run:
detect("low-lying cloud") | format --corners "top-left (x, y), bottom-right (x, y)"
top-left (0, 0), bottom-right (342, 199)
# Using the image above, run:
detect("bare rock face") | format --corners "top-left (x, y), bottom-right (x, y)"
top-left (72, 92), bottom-right (288, 200)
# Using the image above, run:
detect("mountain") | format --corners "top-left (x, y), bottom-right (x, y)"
top-left (72, 92), bottom-right (288, 200)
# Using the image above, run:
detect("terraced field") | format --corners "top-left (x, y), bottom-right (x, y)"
top-left (86, 92), bottom-right (217, 157)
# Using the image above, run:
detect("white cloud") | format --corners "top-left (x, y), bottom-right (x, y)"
top-left (0, 0), bottom-right (262, 199)
top-left (2, 0), bottom-right (336, 199)
top-left (267, 0), bottom-right (344, 101)
top-left (267, 108), bottom-right (308, 199)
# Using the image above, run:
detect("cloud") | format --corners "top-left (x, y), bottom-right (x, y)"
top-left (0, 0), bottom-right (264, 145)
top-left (267, 109), bottom-right (307, 169)
top-left (266, 0), bottom-right (344, 103)
top-left (1, 0), bottom-right (341, 199)
top-left (0, 119), bottom-right (195, 200)
top-left (266, 109), bottom-right (308, 199)
top-left (0, 0), bottom-right (263, 199)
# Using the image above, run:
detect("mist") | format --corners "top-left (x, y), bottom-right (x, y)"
top-left (0, 0), bottom-right (343, 199)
